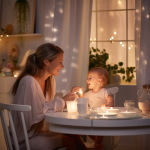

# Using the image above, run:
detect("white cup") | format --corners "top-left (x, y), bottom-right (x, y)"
top-left (77, 98), bottom-right (89, 104)
top-left (77, 98), bottom-right (93, 108)
top-left (66, 101), bottom-right (77, 113)
top-left (77, 103), bottom-right (88, 115)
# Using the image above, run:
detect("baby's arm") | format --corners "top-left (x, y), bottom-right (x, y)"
top-left (106, 95), bottom-right (114, 107)
top-left (101, 95), bottom-right (114, 107)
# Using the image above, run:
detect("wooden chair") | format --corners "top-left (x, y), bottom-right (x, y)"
top-left (0, 103), bottom-right (31, 150)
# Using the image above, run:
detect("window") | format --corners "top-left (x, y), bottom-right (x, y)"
top-left (90, 0), bottom-right (135, 71)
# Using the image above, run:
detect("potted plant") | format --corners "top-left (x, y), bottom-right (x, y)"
top-left (89, 47), bottom-right (136, 83)
top-left (14, 0), bottom-right (30, 34)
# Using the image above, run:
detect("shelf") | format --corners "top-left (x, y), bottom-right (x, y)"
top-left (1, 33), bottom-right (43, 38)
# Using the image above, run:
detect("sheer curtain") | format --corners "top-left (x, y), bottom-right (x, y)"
top-left (136, 0), bottom-right (150, 99)
top-left (132, 0), bottom-right (150, 150)
top-left (44, 0), bottom-right (92, 93)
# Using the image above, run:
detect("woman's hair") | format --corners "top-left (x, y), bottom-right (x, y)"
top-left (89, 67), bottom-right (109, 86)
top-left (12, 43), bottom-right (64, 101)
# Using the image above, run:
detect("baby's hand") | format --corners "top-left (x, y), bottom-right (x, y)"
top-left (101, 104), bottom-right (106, 108)
top-left (71, 86), bottom-right (84, 93)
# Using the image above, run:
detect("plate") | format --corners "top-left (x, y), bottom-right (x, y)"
top-left (97, 113), bottom-right (117, 116)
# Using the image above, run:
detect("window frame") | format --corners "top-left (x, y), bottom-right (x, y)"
top-left (91, 0), bottom-right (135, 67)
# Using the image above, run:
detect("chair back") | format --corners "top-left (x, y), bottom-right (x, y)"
top-left (0, 103), bottom-right (31, 150)
top-left (107, 87), bottom-right (119, 106)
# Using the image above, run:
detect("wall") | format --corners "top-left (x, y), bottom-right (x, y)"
top-left (0, 0), bottom-right (45, 66)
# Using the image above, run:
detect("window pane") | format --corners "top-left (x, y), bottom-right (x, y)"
top-left (128, 42), bottom-right (135, 67)
top-left (92, 0), bottom-right (96, 11)
top-left (90, 12), bottom-right (96, 42)
top-left (128, 10), bottom-right (135, 40)
top-left (128, 0), bottom-right (135, 9)
top-left (97, 11), bottom-right (126, 40)
top-left (128, 42), bottom-right (136, 79)
top-left (90, 42), bottom-right (96, 49)
top-left (98, 42), bottom-right (126, 69)
top-left (97, 0), bottom-right (126, 10)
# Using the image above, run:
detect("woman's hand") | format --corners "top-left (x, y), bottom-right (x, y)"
top-left (71, 86), bottom-right (84, 93)
top-left (62, 92), bottom-right (77, 101)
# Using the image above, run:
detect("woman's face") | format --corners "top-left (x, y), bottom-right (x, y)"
top-left (45, 52), bottom-right (64, 76)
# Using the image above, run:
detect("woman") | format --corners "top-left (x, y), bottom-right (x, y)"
top-left (11, 43), bottom-right (87, 150)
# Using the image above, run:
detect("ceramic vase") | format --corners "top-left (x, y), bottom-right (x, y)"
top-left (114, 74), bottom-right (121, 85)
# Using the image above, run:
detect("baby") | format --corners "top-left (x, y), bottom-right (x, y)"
top-left (84, 67), bottom-right (114, 108)
top-left (84, 67), bottom-right (114, 150)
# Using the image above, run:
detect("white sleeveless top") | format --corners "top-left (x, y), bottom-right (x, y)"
top-left (84, 88), bottom-right (112, 107)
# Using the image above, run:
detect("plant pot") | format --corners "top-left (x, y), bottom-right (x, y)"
top-left (114, 74), bottom-right (121, 85)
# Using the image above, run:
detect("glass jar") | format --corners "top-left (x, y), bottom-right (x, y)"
top-left (124, 100), bottom-right (134, 111)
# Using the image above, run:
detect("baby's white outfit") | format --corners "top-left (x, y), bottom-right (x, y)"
top-left (84, 88), bottom-right (112, 107)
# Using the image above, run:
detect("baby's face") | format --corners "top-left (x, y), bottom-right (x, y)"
top-left (87, 71), bottom-right (100, 90)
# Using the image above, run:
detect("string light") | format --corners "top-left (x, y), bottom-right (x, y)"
top-left (120, 42), bottom-right (122, 44)
top-left (114, 32), bottom-right (117, 34)
top-left (122, 44), bottom-right (124, 47)
top-left (129, 47), bottom-right (131, 49)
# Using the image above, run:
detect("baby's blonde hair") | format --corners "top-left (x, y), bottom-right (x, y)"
top-left (89, 67), bottom-right (109, 86)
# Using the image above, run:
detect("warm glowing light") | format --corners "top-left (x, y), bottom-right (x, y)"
top-left (122, 44), bottom-right (124, 47)
top-left (142, 6), bottom-right (145, 10)
top-left (45, 15), bottom-right (49, 19)
top-left (136, 9), bottom-right (139, 13)
top-left (111, 36), bottom-right (114, 39)
top-left (94, 38), bottom-right (96, 41)
top-left (114, 32), bottom-right (117, 34)
top-left (146, 14), bottom-right (149, 18)
top-left (62, 69), bottom-right (66, 73)
top-left (144, 60), bottom-right (147, 65)
top-left (106, 111), bottom-right (108, 114)
top-left (53, 28), bottom-right (58, 32)
top-left (66, 101), bottom-right (77, 113)
top-left (59, 8), bottom-right (63, 13)
top-left (6, 35), bottom-right (9, 37)
top-left (50, 13), bottom-right (54, 17)
top-left (14, 74), bottom-right (17, 77)
top-left (118, 0), bottom-right (121, 4)
top-left (110, 38), bottom-right (112, 40)
top-left (111, 107), bottom-right (113, 109)
top-left (1, 35), bottom-right (3, 37)
top-left (78, 89), bottom-right (84, 98)
top-left (79, 89), bottom-right (82, 94)
top-left (120, 42), bottom-right (122, 44)
top-left (53, 38), bottom-right (57, 42)
top-left (0, 39), bottom-right (1, 41)
top-left (129, 47), bottom-right (131, 49)
top-left (100, 28), bottom-right (103, 31)
top-left (44, 24), bottom-right (51, 27)
top-left (131, 45), bottom-right (133, 47)
top-left (90, 38), bottom-right (92, 41)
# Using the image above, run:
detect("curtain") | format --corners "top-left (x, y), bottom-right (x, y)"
top-left (136, 0), bottom-right (150, 100)
top-left (44, 0), bottom-right (93, 93)
top-left (132, 0), bottom-right (150, 150)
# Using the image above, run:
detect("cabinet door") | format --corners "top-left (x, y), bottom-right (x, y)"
top-left (0, 79), bottom-right (5, 93)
